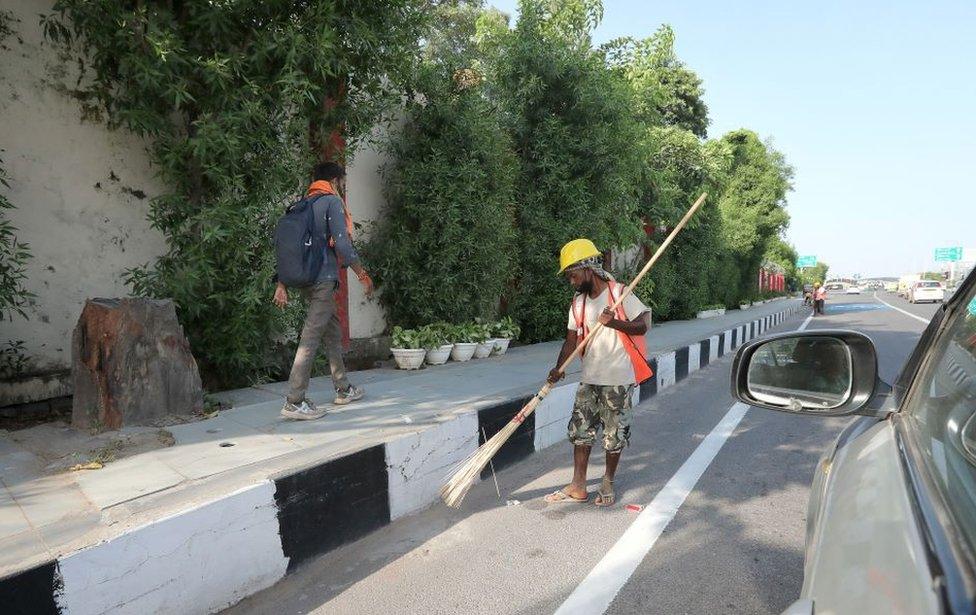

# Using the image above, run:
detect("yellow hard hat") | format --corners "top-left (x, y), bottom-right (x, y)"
top-left (559, 239), bottom-right (602, 273)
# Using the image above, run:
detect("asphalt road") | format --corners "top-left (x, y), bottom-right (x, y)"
top-left (226, 292), bottom-right (938, 615)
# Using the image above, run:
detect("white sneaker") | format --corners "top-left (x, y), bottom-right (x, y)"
top-left (334, 385), bottom-right (364, 406)
top-left (280, 399), bottom-right (327, 420)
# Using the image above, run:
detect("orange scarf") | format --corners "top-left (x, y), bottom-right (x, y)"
top-left (306, 180), bottom-right (354, 243)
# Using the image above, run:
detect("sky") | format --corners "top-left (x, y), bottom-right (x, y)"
top-left (488, 0), bottom-right (976, 278)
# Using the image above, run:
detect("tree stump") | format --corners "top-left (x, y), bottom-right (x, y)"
top-left (72, 298), bottom-right (204, 431)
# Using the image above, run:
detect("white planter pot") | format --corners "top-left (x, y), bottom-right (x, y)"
top-left (426, 344), bottom-right (453, 366)
top-left (451, 342), bottom-right (478, 362)
top-left (492, 338), bottom-right (512, 356)
top-left (392, 348), bottom-right (426, 370)
top-left (474, 341), bottom-right (494, 359)
top-left (738, 304), bottom-right (750, 311)
top-left (696, 308), bottom-right (726, 319)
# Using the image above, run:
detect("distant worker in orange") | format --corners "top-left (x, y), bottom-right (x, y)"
top-left (813, 282), bottom-right (827, 316)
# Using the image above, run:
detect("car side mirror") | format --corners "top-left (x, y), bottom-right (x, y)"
top-left (730, 330), bottom-right (879, 416)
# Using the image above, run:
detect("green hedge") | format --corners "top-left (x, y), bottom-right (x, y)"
top-left (364, 63), bottom-right (517, 327)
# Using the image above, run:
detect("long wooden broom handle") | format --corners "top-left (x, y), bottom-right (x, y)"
top-left (512, 193), bottom-right (707, 424)
top-left (555, 192), bottom-right (708, 375)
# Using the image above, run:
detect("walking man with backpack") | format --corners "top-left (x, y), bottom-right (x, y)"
top-left (273, 162), bottom-right (373, 420)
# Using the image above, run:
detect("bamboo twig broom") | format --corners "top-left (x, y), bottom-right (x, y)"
top-left (440, 193), bottom-right (708, 508)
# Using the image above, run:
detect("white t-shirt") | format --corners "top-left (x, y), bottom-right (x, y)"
top-left (567, 285), bottom-right (651, 386)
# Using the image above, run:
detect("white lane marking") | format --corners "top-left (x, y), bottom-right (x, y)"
top-left (554, 403), bottom-right (750, 615)
top-left (555, 314), bottom-right (810, 615)
top-left (873, 291), bottom-right (931, 325)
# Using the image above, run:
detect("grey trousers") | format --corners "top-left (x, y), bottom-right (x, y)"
top-left (286, 282), bottom-right (351, 403)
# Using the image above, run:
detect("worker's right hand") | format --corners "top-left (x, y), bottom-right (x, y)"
top-left (547, 368), bottom-right (564, 384)
top-left (273, 284), bottom-right (288, 309)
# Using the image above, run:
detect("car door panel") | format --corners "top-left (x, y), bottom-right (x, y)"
top-left (805, 416), bottom-right (884, 560)
top-left (802, 420), bottom-right (940, 614)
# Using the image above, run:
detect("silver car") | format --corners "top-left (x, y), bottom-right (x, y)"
top-left (731, 269), bottom-right (976, 614)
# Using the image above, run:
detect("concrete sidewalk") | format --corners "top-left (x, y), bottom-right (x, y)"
top-left (0, 298), bottom-right (806, 614)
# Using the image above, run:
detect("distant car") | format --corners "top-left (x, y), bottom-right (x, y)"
top-left (908, 280), bottom-right (945, 304)
top-left (825, 283), bottom-right (845, 291)
top-left (885, 282), bottom-right (899, 292)
top-left (846, 286), bottom-right (862, 295)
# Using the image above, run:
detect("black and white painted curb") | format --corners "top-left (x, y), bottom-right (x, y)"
top-left (1, 302), bottom-right (806, 614)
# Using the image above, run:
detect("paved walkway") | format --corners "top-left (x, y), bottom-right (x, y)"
top-left (0, 299), bottom-right (799, 578)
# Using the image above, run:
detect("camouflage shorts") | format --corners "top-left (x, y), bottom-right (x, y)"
top-left (567, 384), bottom-right (634, 452)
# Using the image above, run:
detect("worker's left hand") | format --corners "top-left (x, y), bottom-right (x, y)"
top-left (598, 308), bottom-right (614, 327)
top-left (273, 283), bottom-right (288, 309)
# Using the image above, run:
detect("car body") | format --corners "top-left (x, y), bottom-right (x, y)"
top-left (845, 286), bottom-right (862, 295)
top-left (885, 282), bottom-right (899, 292)
top-left (731, 267), bottom-right (976, 614)
top-left (909, 280), bottom-right (945, 304)
top-left (825, 283), bottom-right (845, 292)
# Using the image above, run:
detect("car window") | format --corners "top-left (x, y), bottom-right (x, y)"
top-left (919, 281), bottom-right (942, 288)
top-left (903, 282), bottom-right (976, 547)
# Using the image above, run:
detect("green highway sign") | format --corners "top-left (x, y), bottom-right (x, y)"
top-left (795, 255), bottom-right (817, 268)
top-left (934, 246), bottom-right (963, 262)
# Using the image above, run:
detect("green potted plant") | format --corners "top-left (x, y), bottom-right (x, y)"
top-left (472, 322), bottom-right (494, 359)
top-left (391, 326), bottom-right (427, 370)
top-left (449, 323), bottom-right (479, 362)
top-left (490, 316), bottom-right (520, 356)
top-left (423, 323), bottom-right (454, 366)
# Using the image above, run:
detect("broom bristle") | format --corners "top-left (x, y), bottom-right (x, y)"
top-left (441, 420), bottom-right (520, 508)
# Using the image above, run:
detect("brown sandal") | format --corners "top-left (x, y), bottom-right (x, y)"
top-left (544, 489), bottom-right (588, 504)
top-left (594, 477), bottom-right (615, 507)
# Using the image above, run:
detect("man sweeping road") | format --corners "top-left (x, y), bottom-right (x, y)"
top-left (544, 239), bottom-right (652, 507)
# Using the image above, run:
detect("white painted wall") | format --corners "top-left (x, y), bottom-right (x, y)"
top-left (656, 351), bottom-right (676, 391)
top-left (56, 482), bottom-right (288, 615)
top-left (0, 0), bottom-right (394, 404)
top-left (687, 343), bottom-right (700, 374)
top-left (533, 383), bottom-right (579, 451)
top-left (385, 412), bottom-right (479, 521)
top-left (0, 0), bottom-right (166, 391)
top-left (346, 134), bottom-right (391, 339)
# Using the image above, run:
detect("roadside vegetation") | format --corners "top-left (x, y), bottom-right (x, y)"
top-left (38, 0), bottom-right (806, 387)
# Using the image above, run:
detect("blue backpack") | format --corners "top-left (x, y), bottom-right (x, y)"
top-left (274, 195), bottom-right (328, 288)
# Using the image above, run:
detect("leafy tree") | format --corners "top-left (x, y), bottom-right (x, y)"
top-left (606, 25), bottom-right (709, 137)
top-left (798, 261), bottom-right (830, 286)
top-left (43, 0), bottom-right (431, 387)
top-left (631, 128), bottom-right (729, 319)
top-left (364, 3), bottom-right (517, 327)
top-left (716, 129), bottom-right (793, 304)
top-left (764, 237), bottom-right (799, 291)
top-left (497, 0), bottom-right (644, 342)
